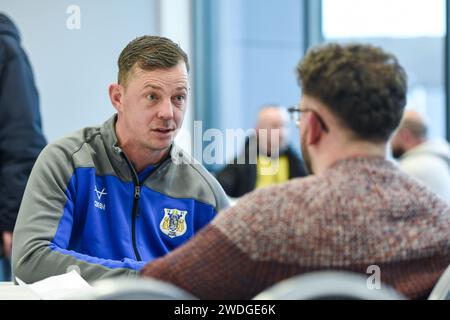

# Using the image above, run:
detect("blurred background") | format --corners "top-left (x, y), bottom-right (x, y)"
top-left (0, 0), bottom-right (447, 172)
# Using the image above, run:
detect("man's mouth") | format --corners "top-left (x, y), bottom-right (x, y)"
top-left (152, 128), bottom-right (175, 134)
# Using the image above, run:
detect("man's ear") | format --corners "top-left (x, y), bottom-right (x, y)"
top-left (306, 113), bottom-right (323, 145)
top-left (402, 128), bottom-right (413, 140)
top-left (109, 84), bottom-right (123, 112)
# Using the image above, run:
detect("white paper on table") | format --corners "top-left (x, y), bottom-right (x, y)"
top-left (16, 270), bottom-right (94, 300)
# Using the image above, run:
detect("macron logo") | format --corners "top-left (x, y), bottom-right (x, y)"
top-left (94, 185), bottom-right (107, 211)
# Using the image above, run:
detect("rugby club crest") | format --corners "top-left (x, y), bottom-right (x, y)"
top-left (160, 208), bottom-right (188, 238)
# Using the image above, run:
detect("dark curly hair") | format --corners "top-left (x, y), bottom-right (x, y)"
top-left (297, 43), bottom-right (407, 142)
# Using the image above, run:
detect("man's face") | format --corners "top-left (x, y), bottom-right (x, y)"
top-left (256, 108), bottom-right (289, 156)
top-left (117, 62), bottom-right (188, 152)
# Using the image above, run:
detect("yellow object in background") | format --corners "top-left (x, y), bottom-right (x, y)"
top-left (255, 155), bottom-right (289, 189)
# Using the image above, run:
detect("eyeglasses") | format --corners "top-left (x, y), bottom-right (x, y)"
top-left (287, 105), bottom-right (329, 132)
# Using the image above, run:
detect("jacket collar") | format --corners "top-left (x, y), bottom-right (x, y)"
top-left (100, 114), bottom-right (123, 164)
top-left (100, 114), bottom-right (184, 173)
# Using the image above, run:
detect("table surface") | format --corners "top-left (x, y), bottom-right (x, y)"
top-left (0, 282), bottom-right (39, 300)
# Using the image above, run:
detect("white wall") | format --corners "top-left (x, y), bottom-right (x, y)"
top-left (157, 0), bottom-right (194, 154)
top-left (1, 0), bottom-right (195, 147)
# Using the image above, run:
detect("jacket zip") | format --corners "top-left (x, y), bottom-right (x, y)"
top-left (131, 184), bottom-right (142, 261)
top-left (119, 151), bottom-right (143, 262)
top-left (117, 147), bottom-right (173, 262)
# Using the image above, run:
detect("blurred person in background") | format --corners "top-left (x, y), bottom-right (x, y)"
top-left (0, 13), bottom-right (46, 281)
top-left (216, 105), bottom-right (307, 199)
top-left (391, 110), bottom-right (450, 204)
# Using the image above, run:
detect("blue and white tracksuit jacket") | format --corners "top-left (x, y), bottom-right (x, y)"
top-left (12, 115), bottom-right (229, 283)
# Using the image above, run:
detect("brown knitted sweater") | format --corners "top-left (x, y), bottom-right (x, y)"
top-left (141, 157), bottom-right (450, 299)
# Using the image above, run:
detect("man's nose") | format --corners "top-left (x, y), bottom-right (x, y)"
top-left (157, 100), bottom-right (174, 120)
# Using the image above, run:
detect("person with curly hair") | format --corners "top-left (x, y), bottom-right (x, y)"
top-left (141, 43), bottom-right (450, 300)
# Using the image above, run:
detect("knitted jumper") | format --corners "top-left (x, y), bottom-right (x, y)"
top-left (141, 157), bottom-right (450, 299)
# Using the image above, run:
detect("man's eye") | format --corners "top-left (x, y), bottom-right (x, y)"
top-left (175, 95), bottom-right (186, 102)
top-left (147, 94), bottom-right (157, 101)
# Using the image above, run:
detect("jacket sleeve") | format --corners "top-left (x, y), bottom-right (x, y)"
top-left (0, 43), bottom-right (47, 232)
top-left (12, 143), bottom-right (144, 284)
top-left (140, 222), bottom-right (273, 300)
top-left (208, 170), bottom-right (230, 213)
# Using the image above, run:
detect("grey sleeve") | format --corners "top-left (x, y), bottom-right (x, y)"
top-left (169, 145), bottom-right (230, 213)
top-left (185, 161), bottom-right (230, 213)
top-left (208, 173), bottom-right (231, 212)
top-left (12, 142), bottom-right (140, 284)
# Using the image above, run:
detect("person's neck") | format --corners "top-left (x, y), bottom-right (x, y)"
top-left (312, 140), bottom-right (387, 175)
top-left (406, 137), bottom-right (427, 152)
top-left (115, 122), bottom-right (170, 173)
top-left (121, 144), bottom-right (170, 173)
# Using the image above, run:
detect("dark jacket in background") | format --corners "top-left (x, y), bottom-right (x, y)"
top-left (216, 136), bottom-right (308, 198)
top-left (0, 13), bottom-right (46, 232)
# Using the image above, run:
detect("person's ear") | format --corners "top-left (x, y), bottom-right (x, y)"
top-left (394, 128), bottom-right (409, 145)
top-left (305, 113), bottom-right (323, 145)
top-left (109, 84), bottom-right (123, 112)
